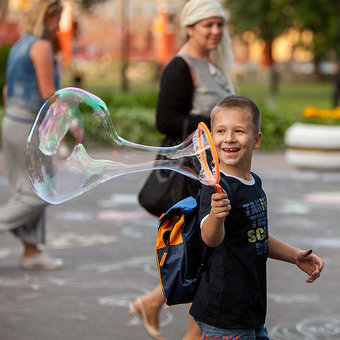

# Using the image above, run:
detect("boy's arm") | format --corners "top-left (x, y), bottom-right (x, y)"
top-left (269, 234), bottom-right (324, 283)
top-left (201, 192), bottom-right (231, 248)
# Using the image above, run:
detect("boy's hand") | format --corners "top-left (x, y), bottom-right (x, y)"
top-left (296, 249), bottom-right (324, 283)
top-left (211, 190), bottom-right (231, 219)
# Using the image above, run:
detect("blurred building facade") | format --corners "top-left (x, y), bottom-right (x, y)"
top-left (0, 0), bottom-right (324, 81)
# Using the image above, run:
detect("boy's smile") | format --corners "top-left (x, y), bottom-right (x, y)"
top-left (211, 107), bottom-right (262, 179)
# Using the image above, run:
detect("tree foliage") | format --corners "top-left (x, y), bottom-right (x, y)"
top-left (226, 0), bottom-right (340, 63)
top-left (227, 0), bottom-right (294, 42)
top-left (292, 0), bottom-right (340, 62)
top-left (226, 0), bottom-right (295, 93)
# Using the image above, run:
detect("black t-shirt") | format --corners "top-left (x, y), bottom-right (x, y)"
top-left (190, 172), bottom-right (269, 329)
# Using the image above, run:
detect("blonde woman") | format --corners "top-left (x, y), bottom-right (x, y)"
top-left (130, 0), bottom-right (235, 339)
top-left (1, 0), bottom-right (63, 269)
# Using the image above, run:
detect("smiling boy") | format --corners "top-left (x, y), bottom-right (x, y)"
top-left (189, 94), bottom-right (324, 339)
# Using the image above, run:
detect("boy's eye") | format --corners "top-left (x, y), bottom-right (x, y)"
top-left (236, 129), bottom-right (245, 133)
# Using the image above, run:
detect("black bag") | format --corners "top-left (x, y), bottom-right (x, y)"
top-left (138, 133), bottom-right (200, 217)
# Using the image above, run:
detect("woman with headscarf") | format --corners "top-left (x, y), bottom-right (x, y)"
top-left (130, 0), bottom-right (235, 339)
top-left (0, 0), bottom-right (63, 269)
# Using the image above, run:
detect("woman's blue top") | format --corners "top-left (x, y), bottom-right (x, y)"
top-left (6, 34), bottom-right (60, 114)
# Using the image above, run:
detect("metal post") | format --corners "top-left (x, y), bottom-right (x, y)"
top-left (120, 0), bottom-right (129, 92)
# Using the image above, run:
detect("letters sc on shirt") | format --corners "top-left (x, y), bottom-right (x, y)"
top-left (247, 227), bottom-right (266, 243)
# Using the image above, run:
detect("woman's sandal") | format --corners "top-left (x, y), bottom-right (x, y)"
top-left (129, 298), bottom-right (165, 340)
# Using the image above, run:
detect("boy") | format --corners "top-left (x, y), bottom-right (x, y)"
top-left (189, 94), bottom-right (324, 339)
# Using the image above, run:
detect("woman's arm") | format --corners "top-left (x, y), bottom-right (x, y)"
top-left (2, 85), bottom-right (7, 105)
top-left (30, 39), bottom-right (56, 100)
top-left (269, 234), bottom-right (324, 283)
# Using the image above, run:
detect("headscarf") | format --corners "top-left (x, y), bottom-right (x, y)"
top-left (180, 0), bottom-right (234, 92)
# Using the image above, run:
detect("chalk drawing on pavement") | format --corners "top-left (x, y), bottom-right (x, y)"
top-left (268, 293), bottom-right (319, 304)
top-left (96, 210), bottom-right (148, 222)
top-left (304, 192), bottom-right (340, 205)
top-left (53, 209), bottom-right (149, 223)
top-left (97, 194), bottom-right (138, 208)
top-left (0, 177), bottom-right (8, 186)
top-left (269, 314), bottom-right (340, 340)
top-left (49, 232), bottom-right (117, 249)
top-left (78, 255), bottom-right (154, 274)
top-left (0, 275), bottom-right (152, 291)
top-left (279, 200), bottom-right (311, 215)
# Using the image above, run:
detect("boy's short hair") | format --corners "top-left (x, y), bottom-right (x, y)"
top-left (211, 94), bottom-right (261, 134)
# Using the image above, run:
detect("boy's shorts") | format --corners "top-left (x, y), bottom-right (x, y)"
top-left (196, 321), bottom-right (269, 340)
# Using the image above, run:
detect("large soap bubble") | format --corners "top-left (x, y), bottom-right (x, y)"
top-left (25, 87), bottom-right (220, 204)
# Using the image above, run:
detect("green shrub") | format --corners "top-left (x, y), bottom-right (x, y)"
top-left (82, 87), bottom-right (158, 109)
top-left (109, 91), bottom-right (158, 109)
top-left (303, 117), bottom-right (340, 125)
top-left (258, 103), bottom-right (296, 150)
top-left (79, 104), bottom-right (163, 147)
top-left (0, 82), bottom-right (332, 150)
top-left (110, 105), bottom-right (163, 145)
top-left (78, 88), bottom-right (162, 146)
top-left (0, 45), bottom-right (11, 106)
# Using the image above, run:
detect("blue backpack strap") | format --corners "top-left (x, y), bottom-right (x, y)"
top-left (219, 177), bottom-right (232, 205)
top-left (159, 196), bottom-right (197, 224)
top-left (251, 171), bottom-right (262, 187)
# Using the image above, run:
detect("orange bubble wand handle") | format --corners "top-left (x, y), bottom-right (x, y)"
top-left (215, 184), bottom-right (222, 194)
top-left (197, 122), bottom-right (221, 193)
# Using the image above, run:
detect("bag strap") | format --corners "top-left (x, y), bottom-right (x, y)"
top-left (177, 54), bottom-right (197, 87)
top-left (251, 171), bottom-right (262, 187)
top-left (219, 173), bottom-right (262, 203)
top-left (219, 177), bottom-right (232, 205)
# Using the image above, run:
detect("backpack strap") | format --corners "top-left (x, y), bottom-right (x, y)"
top-left (219, 173), bottom-right (262, 204)
top-left (159, 196), bottom-right (197, 223)
top-left (219, 177), bottom-right (232, 205)
top-left (251, 171), bottom-right (262, 187)
top-left (177, 54), bottom-right (197, 86)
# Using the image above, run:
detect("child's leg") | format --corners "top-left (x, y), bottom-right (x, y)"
top-left (183, 307), bottom-right (201, 340)
top-left (131, 284), bottom-right (165, 331)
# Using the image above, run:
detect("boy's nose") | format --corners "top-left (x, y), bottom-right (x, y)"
top-left (224, 132), bottom-right (235, 142)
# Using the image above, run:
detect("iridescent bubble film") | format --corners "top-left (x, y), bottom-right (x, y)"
top-left (26, 87), bottom-right (219, 204)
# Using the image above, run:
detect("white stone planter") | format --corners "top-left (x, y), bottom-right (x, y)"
top-left (285, 123), bottom-right (340, 170)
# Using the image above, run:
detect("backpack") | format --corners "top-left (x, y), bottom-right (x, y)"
top-left (155, 177), bottom-right (232, 306)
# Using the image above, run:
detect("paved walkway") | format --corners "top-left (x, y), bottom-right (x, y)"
top-left (0, 148), bottom-right (339, 340)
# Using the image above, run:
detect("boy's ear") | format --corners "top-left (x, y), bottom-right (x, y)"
top-left (253, 131), bottom-right (262, 150)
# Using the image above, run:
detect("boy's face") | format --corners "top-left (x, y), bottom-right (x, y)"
top-left (211, 107), bottom-right (262, 177)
